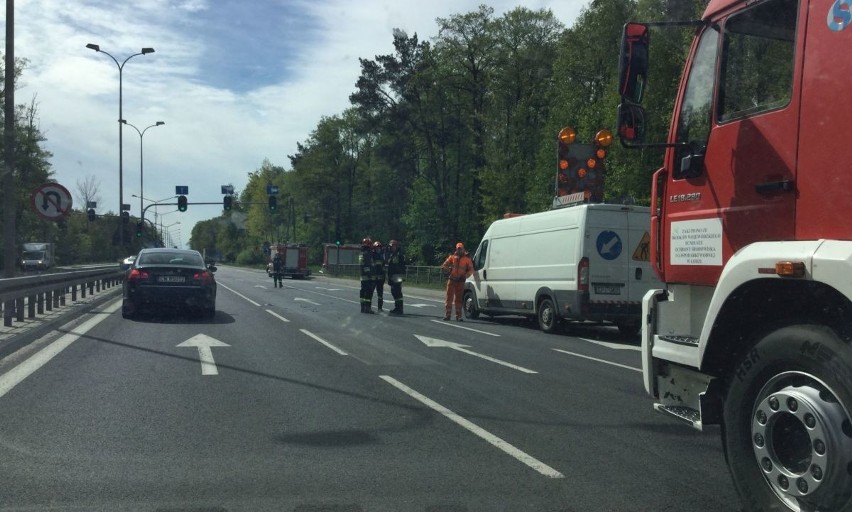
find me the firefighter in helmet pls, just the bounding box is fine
[358,237,375,313]
[371,241,387,311]
[271,251,284,288]
[386,239,407,315]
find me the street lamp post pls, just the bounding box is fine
[123,120,164,222]
[132,194,175,244]
[85,43,155,248]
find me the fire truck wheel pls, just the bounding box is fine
[722,324,852,512]
[463,290,479,320]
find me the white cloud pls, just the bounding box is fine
[7,0,587,248]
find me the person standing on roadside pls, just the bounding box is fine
[441,242,474,321]
[359,237,375,314]
[371,240,387,312]
[386,240,406,315]
[271,252,284,288]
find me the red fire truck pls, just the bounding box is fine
[266,243,310,279]
[617,1,852,510]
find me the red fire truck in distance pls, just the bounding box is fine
[617,1,852,510]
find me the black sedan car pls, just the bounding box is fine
[121,248,217,319]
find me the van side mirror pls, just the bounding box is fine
[618,22,650,105]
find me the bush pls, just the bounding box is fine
[236,248,264,265]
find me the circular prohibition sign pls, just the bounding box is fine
[30,182,73,221]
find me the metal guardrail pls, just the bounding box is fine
[0,266,125,327]
[321,264,446,286]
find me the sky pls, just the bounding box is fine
[6,0,588,249]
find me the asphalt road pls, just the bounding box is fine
[0,265,742,511]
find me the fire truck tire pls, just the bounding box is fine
[537,297,560,334]
[722,324,852,512]
[463,291,479,320]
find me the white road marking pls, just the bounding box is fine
[177,334,230,376]
[300,329,348,356]
[265,309,290,322]
[415,335,536,374]
[429,319,500,337]
[407,303,436,308]
[0,300,121,399]
[578,338,641,352]
[380,375,564,479]
[218,282,261,306]
[552,349,641,373]
[315,287,341,291]
[295,297,320,306]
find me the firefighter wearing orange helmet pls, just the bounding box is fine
[440,242,474,321]
[358,237,375,313]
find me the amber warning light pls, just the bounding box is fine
[554,127,611,207]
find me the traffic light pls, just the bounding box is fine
[121,211,130,224]
[135,221,144,238]
[268,195,277,211]
[178,195,188,212]
[87,208,96,221]
[223,195,233,211]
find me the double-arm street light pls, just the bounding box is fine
[85,43,155,248]
[123,120,164,222]
[131,193,175,230]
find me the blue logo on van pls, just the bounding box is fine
[596,231,622,260]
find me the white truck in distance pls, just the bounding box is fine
[20,243,54,271]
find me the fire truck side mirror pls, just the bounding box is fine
[617,103,646,144]
[618,22,650,105]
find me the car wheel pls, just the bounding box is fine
[121,299,136,319]
[204,303,216,318]
[463,291,480,320]
[723,324,852,512]
[537,297,559,333]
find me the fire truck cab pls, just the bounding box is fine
[617,1,852,510]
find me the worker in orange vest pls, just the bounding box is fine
[441,242,474,321]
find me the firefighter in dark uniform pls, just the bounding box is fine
[371,241,386,311]
[359,237,375,313]
[272,252,284,288]
[386,240,406,315]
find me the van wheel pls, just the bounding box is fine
[463,291,479,319]
[537,298,559,333]
[616,321,639,339]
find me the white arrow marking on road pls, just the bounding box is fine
[406,303,435,308]
[177,334,230,376]
[295,297,320,306]
[552,348,641,373]
[315,287,341,291]
[578,337,641,352]
[254,285,267,289]
[415,335,537,374]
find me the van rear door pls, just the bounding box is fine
[626,208,656,304]
[584,206,631,319]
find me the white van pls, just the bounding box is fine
[463,203,660,336]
